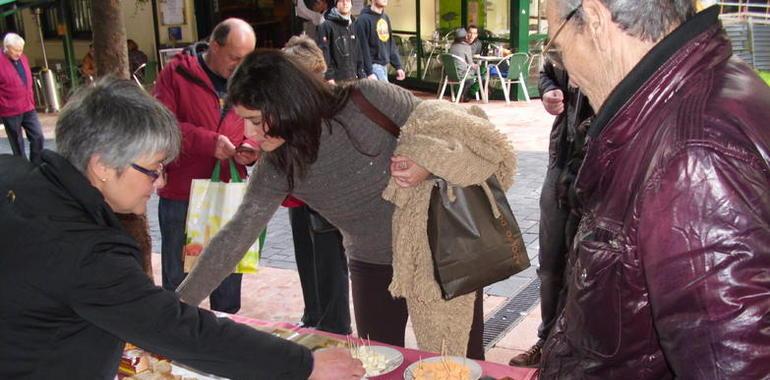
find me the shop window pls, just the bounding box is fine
[41,0,93,40]
[0,11,24,38]
[471,0,509,39]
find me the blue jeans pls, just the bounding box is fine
[1,111,44,165]
[158,198,243,313]
[371,63,389,82]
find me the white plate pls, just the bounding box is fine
[403,356,482,380]
[171,362,229,379]
[352,345,404,378]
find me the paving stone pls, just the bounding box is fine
[485,275,532,297]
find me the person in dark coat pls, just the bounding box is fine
[354,0,405,82]
[317,0,364,83]
[127,39,149,82]
[0,77,364,380]
[508,58,593,368]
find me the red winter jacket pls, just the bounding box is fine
[0,53,35,117]
[153,51,249,201]
[540,8,770,379]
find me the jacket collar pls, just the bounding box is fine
[38,150,121,228]
[589,6,721,138]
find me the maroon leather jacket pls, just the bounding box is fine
[540,8,770,379]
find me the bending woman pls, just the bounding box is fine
[177,50,490,358]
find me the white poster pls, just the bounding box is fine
[161,0,185,26]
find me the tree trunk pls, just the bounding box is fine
[91,0,129,79]
[91,1,153,279]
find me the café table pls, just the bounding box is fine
[231,315,537,380]
[473,55,505,104]
[120,313,539,380]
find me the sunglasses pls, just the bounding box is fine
[131,162,166,183]
[541,3,582,70]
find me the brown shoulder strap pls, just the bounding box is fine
[350,87,400,137]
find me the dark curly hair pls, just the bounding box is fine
[227,49,350,189]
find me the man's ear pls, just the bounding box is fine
[582,0,613,54]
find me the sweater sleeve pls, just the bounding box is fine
[177,161,288,305]
[387,16,402,70]
[71,237,312,379]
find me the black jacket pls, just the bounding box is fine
[0,151,313,380]
[354,6,402,76]
[318,8,364,81]
[539,60,593,178]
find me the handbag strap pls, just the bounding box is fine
[350,87,400,137]
[211,159,242,183]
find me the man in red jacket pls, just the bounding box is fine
[0,33,44,165]
[153,18,257,313]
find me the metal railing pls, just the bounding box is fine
[716,1,770,70]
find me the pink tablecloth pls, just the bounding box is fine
[228,315,538,380]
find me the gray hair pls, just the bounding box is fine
[55,77,181,174]
[3,33,25,50]
[556,0,695,42]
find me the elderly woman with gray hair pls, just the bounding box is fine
[539,0,770,378]
[0,78,363,380]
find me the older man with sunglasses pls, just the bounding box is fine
[538,1,770,378]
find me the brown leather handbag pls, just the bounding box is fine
[428,176,529,299]
[350,88,529,300]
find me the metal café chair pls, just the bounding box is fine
[132,61,158,91]
[438,53,476,103]
[487,52,531,104]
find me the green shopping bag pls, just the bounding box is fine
[184,159,265,274]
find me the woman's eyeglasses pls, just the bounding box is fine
[541,3,582,69]
[131,163,165,182]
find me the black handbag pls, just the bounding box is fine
[428,176,529,300]
[350,88,529,300]
[307,207,338,234]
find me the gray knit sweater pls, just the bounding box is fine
[177,80,419,305]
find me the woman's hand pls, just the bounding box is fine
[308,347,365,380]
[390,155,430,187]
[234,143,260,165]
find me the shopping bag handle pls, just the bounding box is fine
[211,159,243,183]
